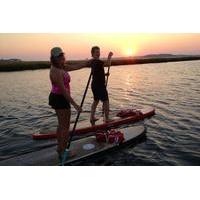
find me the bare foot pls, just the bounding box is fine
[90,117,99,126]
[104,118,113,123]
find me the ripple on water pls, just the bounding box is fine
[0,61,200,165]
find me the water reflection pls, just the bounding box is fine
[0,60,200,165]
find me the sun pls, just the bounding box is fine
[125,48,135,57]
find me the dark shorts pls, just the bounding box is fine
[91,85,109,102]
[49,92,71,110]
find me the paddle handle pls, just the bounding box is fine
[67,72,92,149]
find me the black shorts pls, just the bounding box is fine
[49,92,71,110]
[91,85,109,102]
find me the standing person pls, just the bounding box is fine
[88,46,113,125]
[49,47,85,161]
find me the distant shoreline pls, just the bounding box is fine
[1,55,200,72]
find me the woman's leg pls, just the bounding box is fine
[55,109,71,155]
[103,100,110,122]
[90,100,99,125]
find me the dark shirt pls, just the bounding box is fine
[89,59,105,88]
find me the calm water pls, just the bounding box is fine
[0,60,200,165]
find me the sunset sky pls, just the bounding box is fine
[0,33,200,61]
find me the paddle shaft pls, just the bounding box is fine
[105,55,112,87]
[102,59,112,115]
[67,72,92,149]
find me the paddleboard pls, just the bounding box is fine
[0,126,146,166]
[32,106,154,140]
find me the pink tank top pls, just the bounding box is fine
[51,71,71,95]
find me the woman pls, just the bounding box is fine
[49,47,85,162]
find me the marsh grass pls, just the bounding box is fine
[1,55,200,72]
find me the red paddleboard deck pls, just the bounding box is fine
[32,106,155,140]
[0,126,146,166]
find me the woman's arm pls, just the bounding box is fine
[64,60,89,71]
[53,70,82,112]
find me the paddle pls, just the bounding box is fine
[102,52,113,116]
[67,71,92,149]
[105,52,113,87]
